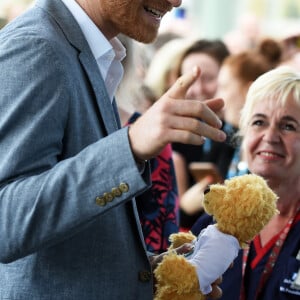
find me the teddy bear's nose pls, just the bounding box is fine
[204,186,210,194]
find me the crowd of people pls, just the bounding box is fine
[0,0,300,299]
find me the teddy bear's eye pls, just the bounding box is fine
[204,186,210,194]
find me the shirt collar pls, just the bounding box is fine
[61,0,125,62]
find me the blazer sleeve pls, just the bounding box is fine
[0,29,150,263]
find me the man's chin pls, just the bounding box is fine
[137,35,157,44]
[126,29,158,44]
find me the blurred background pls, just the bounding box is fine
[162,0,300,39]
[1,0,299,39]
[0,0,299,57]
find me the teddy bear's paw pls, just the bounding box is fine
[155,287,205,300]
[168,231,196,249]
[154,252,201,293]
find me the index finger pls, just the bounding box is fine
[166,66,200,99]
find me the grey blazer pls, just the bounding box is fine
[0,0,153,299]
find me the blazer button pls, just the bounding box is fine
[103,192,114,202]
[111,187,122,197]
[119,182,129,193]
[95,196,106,206]
[138,270,152,282]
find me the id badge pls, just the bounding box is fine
[292,250,300,290]
[279,249,300,295]
[291,269,300,290]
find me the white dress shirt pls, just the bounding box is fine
[61,0,126,101]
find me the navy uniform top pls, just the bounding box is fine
[191,211,300,300]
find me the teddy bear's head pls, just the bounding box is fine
[203,174,278,247]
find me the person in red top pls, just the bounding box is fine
[127,112,179,254]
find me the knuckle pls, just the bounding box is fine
[158,97,171,113]
[176,77,185,88]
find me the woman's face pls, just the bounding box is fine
[181,53,220,101]
[243,94,300,182]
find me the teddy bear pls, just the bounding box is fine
[154,174,278,300]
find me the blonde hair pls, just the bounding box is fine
[239,66,300,136]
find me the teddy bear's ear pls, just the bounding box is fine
[263,185,279,206]
[203,184,226,216]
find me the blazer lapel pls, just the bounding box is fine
[78,52,119,134]
[36,0,120,134]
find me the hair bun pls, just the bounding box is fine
[258,38,282,64]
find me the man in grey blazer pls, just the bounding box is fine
[0,0,226,299]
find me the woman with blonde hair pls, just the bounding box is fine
[193,66,300,300]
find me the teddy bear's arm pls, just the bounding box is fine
[188,225,240,294]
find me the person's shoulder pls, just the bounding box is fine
[0,5,64,46]
[0,9,76,70]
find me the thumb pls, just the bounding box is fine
[166,66,200,99]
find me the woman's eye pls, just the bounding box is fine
[281,123,296,131]
[251,119,264,126]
